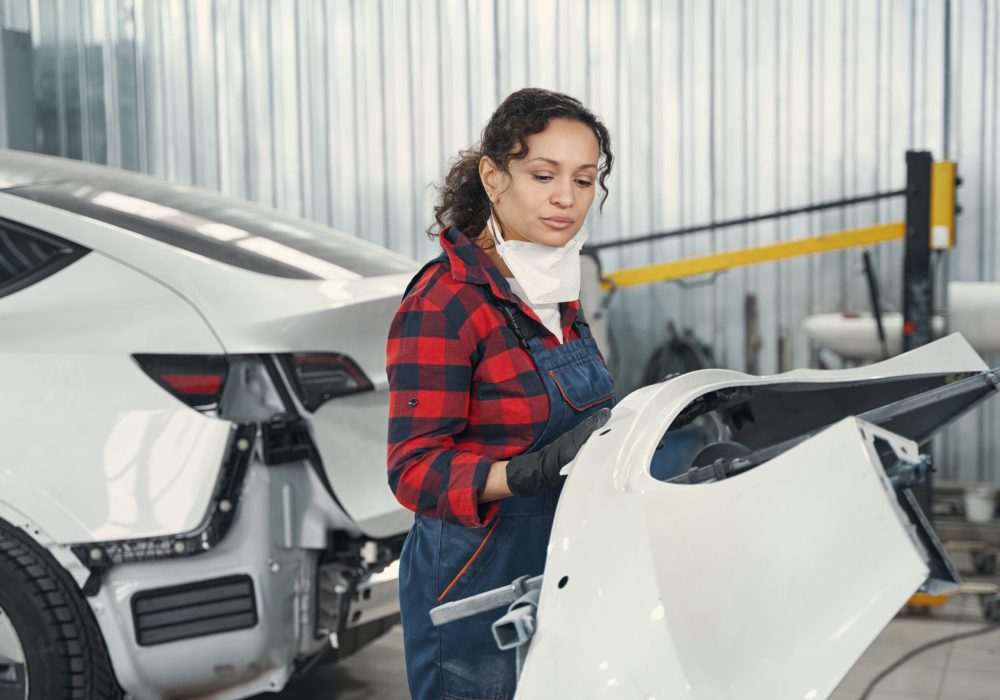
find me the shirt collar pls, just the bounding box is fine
[440,226,520,305]
[439,226,582,332]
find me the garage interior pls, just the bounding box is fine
[2,1,999,699]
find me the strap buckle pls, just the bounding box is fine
[500,305,538,348]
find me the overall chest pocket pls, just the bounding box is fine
[549,359,615,412]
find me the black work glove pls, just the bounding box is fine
[505,408,612,497]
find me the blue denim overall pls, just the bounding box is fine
[398,257,616,700]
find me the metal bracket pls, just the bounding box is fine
[492,587,541,679]
[595,276,617,319]
[68,422,257,595]
[985,369,1000,389]
[492,588,540,651]
[856,418,921,464]
[430,574,542,627]
[429,574,547,679]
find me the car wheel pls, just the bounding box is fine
[0,520,119,699]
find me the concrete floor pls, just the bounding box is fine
[257,501,1000,700]
[268,584,1000,700]
[267,592,999,700]
[830,592,1000,700]
[258,514,1000,699]
[260,627,409,700]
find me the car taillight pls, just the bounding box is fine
[134,354,230,413]
[280,353,373,412]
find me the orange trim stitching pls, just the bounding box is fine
[437,517,501,602]
[549,369,613,412]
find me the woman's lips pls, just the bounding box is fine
[541,217,574,230]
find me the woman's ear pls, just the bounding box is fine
[479,156,501,203]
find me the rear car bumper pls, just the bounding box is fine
[83,454,400,700]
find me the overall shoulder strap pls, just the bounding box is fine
[571,305,593,338]
[497,304,541,347]
[463,280,541,348]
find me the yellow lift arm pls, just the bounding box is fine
[600,160,956,289]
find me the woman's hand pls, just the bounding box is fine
[481,408,611,501]
[480,460,514,502]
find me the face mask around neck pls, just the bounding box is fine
[486,213,588,305]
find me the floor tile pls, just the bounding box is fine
[946,629,1000,672]
[834,661,944,694]
[862,691,938,700]
[878,618,959,637]
[831,688,942,700]
[852,639,952,670]
[260,627,410,699]
[939,667,1000,700]
[831,688,940,700]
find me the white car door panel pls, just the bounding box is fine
[309,390,414,538]
[0,353,234,543]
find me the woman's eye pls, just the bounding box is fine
[533,174,553,182]
[576,179,594,187]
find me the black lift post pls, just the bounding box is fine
[902,150,959,518]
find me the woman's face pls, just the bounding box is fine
[480,118,600,247]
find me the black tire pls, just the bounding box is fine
[0,519,119,699]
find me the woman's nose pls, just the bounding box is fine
[550,179,574,208]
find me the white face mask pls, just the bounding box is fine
[487,213,588,305]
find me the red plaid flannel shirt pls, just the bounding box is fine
[386,227,584,528]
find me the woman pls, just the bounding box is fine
[386,88,616,700]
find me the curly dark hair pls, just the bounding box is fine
[429,88,613,238]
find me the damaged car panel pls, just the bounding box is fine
[521,417,929,699]
[433,334,998,700]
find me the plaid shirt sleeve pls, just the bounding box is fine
[386,284,500,528]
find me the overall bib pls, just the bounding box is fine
[398,256,616,700]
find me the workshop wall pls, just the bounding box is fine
[1,0,997,482]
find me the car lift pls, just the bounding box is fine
[586,150,956,314]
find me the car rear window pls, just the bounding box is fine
[0,218,88,299]
[8,180,417,280]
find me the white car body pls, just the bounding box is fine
[0,149,419,698]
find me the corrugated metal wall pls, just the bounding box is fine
[1,0,998,481]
